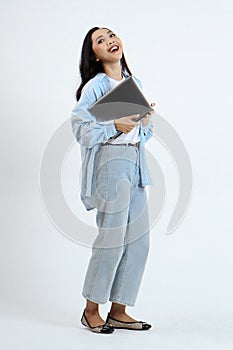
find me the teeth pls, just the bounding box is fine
[110,45,118,52]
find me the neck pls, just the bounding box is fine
[103,61,122,80]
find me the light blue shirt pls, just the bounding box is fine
[71,72,154,210]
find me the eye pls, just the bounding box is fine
[97,33,116,44]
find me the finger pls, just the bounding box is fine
[127,127,134,132]
[128,114,140,119]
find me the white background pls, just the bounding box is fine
[0,0,233,349]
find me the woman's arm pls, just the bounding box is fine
[136,79,155,142]
[71,83,118,148]
[140,117,154,143]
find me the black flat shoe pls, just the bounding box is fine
[81,310,114,334]
[106,313,152,331]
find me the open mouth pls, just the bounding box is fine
[109,45,120,53]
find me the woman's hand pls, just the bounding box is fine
[114,114,139,134]
[141,102,156,126]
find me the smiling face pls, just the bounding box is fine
[91,28,123,64]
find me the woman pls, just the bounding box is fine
[71,26,155,334]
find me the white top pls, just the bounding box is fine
[106,76,140,144]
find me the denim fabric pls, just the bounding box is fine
[82,144,150,306]
[71,72,154,211]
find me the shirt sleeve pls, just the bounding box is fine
[71,82,118,148]
[140,117,154,142]
[135,77,154,142]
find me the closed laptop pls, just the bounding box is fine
[87,75,153,123]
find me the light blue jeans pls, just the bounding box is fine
[82,143,150,306]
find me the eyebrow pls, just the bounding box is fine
[95,30,112,42]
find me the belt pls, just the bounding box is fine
[101,141,140,147]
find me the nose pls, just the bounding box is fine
[108,38,115,46]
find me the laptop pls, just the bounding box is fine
[87,75,154,140]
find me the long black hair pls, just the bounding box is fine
[75,26,132,101]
